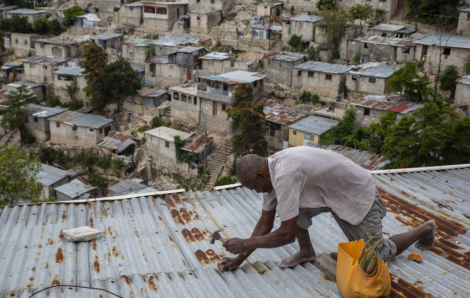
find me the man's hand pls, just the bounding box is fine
[222,238,248,254]
[218,257,243,272]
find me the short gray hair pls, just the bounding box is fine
[237,154,265,181]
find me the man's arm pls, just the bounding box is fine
[218,208,276,271]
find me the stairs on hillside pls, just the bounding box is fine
[203,139,233,191]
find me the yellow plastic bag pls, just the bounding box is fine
[336,240,391,298]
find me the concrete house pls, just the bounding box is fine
[347,35,418,64]
[188,0,233,14]
[0,6,19,19]
[288,116,337,147]
[21,104,68,142]
[131,64,146,85]
[36,164,72,199]
[458,8,470,36]
[121,38,151,64]
[370,24,406,38]
[116,2,144,28]
[252,24,281,40]
[6,81,44,101]
[34,37,86,59]
[415,33,470,75]
[257,2,283,17]
[145,55,182,87]
[20,56,68,87]
[97,131,136,157]
[199,52,237,76]
[261,98,309,149]
[292,61,353,98]
[455,75,470,116]
[190,9,221,34]
[53,67,87,102]
[9,33,41,56]
[90,32,123,51]
[142,1,188,32]
[74,14,101,29]
[353,94,423,128]
[6,9,46,24]
[151,34,211,56]
[133,88,168,107]
[196,70,267,134]
[282,15,323,43]
[262,52,306,86]
[175,46,205,81]
[347,63,399,95]
[49,111,114,147]
[170,84,200,127]
[54,179,100,201]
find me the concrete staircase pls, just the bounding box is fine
[0,129,15,146]
[203,139,233,190]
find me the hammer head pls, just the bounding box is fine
[210,228,224,244]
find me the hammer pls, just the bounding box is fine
[210,229,227,244]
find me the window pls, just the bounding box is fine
[34,117,38,123]
[325,74,332,80]
[130,7,133,11]
[467,13,470,21]
[402,47,410,54]
[15,39,18,43]
[90,129,94,132]
[381,32,387,37]
[156,7,167,14]
[72,125,77,131]
[308,71,314,77]
[364,43,369,48]
[211,0,214,3]
[197,0,200,2]
[213,101,217,116]
[352,75,358,81]
[173,93,179,100]
[181,94,187,102]
[193,97,197,105]
[165,141,170,148]
[43,66,47,70]
[25,116,28,123]
[40,43,45,49]
[253,81,258,87]
[379,0,386,2]
[298,70,302,76]
[144,5,156,13]
[293,130,297,135]
[222,104,226,111]
[443,47,451,55]
[369,78,376,83]
[364,108,370,116]
[99,128,103,134]
[56,122,60,127]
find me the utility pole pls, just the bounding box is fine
[203,126,207,176]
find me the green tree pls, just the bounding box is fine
[308,47,321,61]
[439,65,459,99]
[320,108,357,146]
[101,59,142,109]
[387,60,433,102]
[464,55,470,74]
[62,5,86,27]
[288,34,304,51]
[9,15,32,33]
[49,19,64,36]
[0,146,42,205]
[348,4,374,28]
[367,111,396,154]
[316,0,335,11]
[226,84,268,158]
[0,85,39,131]
[0,32,5,51]
[83,41,108,109]
[316,9,350,52]
[33,19,49,35]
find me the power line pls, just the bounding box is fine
[28,284,123,298]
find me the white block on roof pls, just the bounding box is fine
[62,226,102,242]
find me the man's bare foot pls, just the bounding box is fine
[415,220,436,250]
[280,251,317,269]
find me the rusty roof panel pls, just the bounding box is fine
[354,95,424,115]
[1,166,470,297]
[181,134,214,153]
[261,98,309,125]
[48,110,85,123]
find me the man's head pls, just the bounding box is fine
[236,154,273,193]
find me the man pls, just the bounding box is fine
[219,147,436,271]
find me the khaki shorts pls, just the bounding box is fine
[297,189,397,261]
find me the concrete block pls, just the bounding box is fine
[63,226,102,242]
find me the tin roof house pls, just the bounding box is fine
[6,8,46,23]
[36,164,73,200]
[288,116,337,147]
[347,63,399,95]
[21,104,68,142]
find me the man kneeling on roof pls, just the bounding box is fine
[219,146,436,271]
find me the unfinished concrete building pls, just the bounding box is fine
[346,63,399,95]
[188,0,233,14]
[115,2,144,28]
[20,57,68,87]
[176,46,205,81]
[170,85,200,127]
[142,1,188,32]
[151,34,212,56]
[122,38,151,64]
[252,24,282,40]
[145,55,182,87]
[199,52,237,77]
[133,88,168,107]
[34,37,86,59]
[6,81,44,101]
[458,8,470,36]
[370,24,407,38]
[21,104,68,142]
[90,32,123,51]
[53,67,87,102]
[282,15,322,43]
[416,33,470,75]
[6,9,46,24]
[262,52,306,86]
[257,2,283,17]
[292,61,353,98]
[9,33,41,56]
[190,9,221,34]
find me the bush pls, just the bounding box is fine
[214,176,238,187]
[137,125,150,133]
[439,65,459,99]
[45,92,61,107]
[353,55,361,65]
[9,15,32,33]
[61,100,83,111]
[290,6,295,14]
[112,158,124,173]
[289,34,304,51]
[63,5,86,27]
[151,116,164,128]
[76,150,98,170]
[88,170,109,187]
[33,19,49,35]
[49,19,63,36]
[96,157,111,170]
[300,91,320,103]
[23,131,35,144]
[0,19,11,31]
[312,94,320,103]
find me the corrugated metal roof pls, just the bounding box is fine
[6,8,45,15]
[371,24,406,32]
[145,127,191,142]
[1,165,470,297]
[202,70,267,84]
[200,52,237,60]
[107,179,157,196]
[416,33,470,49]
[306,144,389,170]
[54,181,97,200]
[19,56,68,65]
[123,38,150,45]
[7,81,42,88]
[48,110,85,123]
[0,5,18,11]
[297,61,353,74]
[125,2,143,7]
[354,95,424,115]
[271,25,282,32]
[151,34,210,47]
[289,15,322,23]
[54,67,85,76]
[21,104,68,118]
[76,13,101,22]
[36,164,70,186]
[145,55,170,64]
[69,114,113,129]
[131,64,145,73]
[261,98,309,125]
[191,8,218,14]
[178,46,205,53]
[181,134,213,153]
[91,32,122,40]
[351,35,418,47]
[460,7,470,12]
[252,23,270,30]
[348,63,399,79]
[457,75,470,85]
[137,87,167,97]
[264,51,306,62]
[97,131,135,151]
[289,116,337,135]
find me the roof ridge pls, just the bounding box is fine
[371,163,470,174]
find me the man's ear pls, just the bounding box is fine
[257,171,267,178]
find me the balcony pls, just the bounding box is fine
[197,83,234,104]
